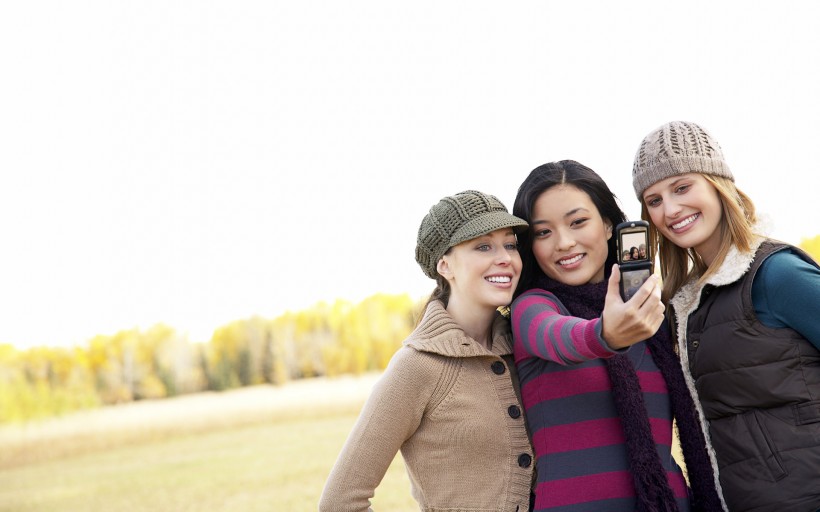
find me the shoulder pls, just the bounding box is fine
[388,344,466,388]
[388,345,449,376]
[761,246,818,268]
[512,288,566,312]
[756,247,820,287]
[756,240,817,268]
[363,347,452,410]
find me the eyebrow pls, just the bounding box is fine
[531,207,590,225]
[648,177,690,195]
[564,207,589,218]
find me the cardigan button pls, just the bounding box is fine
[508,405,521,419]
[692,340,700,348]
[517,453,532,468]
[491,361,506,375]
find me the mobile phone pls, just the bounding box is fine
[615,220,653,302]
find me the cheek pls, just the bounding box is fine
[532,244,556,277]
[532,240,552,265]
[706,189,723,217]
[648,208,665,229]
[511,251,523,271]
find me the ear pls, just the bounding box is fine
[436,257,454,280]
[605,220,613,241]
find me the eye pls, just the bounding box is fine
[504,242,518,251]
[534,228,551,238]
[674,184,690,194]
[645,196,661,208]
[476,244,491,252]
[570,217,589,228]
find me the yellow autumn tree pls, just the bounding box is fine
[0,292,424,423]
[799,235,820,262]
[0,344,99,422]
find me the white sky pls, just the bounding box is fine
[2,1,818,349]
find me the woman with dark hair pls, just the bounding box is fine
[511,160,723,511]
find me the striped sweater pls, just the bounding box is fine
[511,287,689,512]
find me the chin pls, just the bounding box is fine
[568,273,599,286]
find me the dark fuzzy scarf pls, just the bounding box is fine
[535,275,724,512]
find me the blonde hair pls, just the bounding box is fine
[641,175,758,304]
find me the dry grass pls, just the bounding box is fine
[0,373,687,511]
[0,373,376,468]
[0,373,417,512]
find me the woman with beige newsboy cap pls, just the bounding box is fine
[320,190,534,512]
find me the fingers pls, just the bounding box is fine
[640,278,665,331]
[629,274,661,307]
[602,265,667,349]
[627,274,664,334]
[607,264,622,303]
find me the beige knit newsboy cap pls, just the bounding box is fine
[415,190,528,280]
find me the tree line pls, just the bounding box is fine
[0,293,422,423]
[2,236,818,424]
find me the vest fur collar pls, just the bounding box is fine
[667,235,764,512]
[669,236,765,321]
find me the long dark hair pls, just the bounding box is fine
[512,160,626,298]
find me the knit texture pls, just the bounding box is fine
[633,121,734,199]
[512,276,724,512]
[416,190,528,279]
[319,300,533,512]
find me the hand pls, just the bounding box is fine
[601,264,665,350]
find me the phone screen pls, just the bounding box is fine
[615,221,652,301]
[618,226,649,264]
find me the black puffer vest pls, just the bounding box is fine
[679,241,820,512]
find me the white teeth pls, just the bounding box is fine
[486,276,511,283]
[559,254,583,266]
[672,213,699,230]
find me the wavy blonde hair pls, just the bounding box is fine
[641,175,758,304]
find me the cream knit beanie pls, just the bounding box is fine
[633,121,734,200]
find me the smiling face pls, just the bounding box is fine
[530,184,613,286]
[438,228,522,311]
[642,173,724,265]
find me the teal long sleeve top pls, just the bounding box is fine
[752,249,820,351]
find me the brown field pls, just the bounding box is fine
[0,372,685,511]
[0,373,417,512]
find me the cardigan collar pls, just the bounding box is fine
[404,300,514,358]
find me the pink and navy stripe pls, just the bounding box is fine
[512,288,690,512]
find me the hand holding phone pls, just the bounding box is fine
[615,220,653,302]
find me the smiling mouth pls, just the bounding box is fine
[558,254,584,266]
[486,276,511,283]
[671,213,700,230]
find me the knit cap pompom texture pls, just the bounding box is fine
[415,190,528,280]
[633,121,734,200]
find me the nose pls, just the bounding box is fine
[495,247,512,265]
[663,198,683,219]
[555,229,576,251]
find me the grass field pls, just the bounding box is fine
[0,373,417,512]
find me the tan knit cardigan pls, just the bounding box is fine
[319,300,534,512]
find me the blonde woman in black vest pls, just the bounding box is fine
[632,120,820,512]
